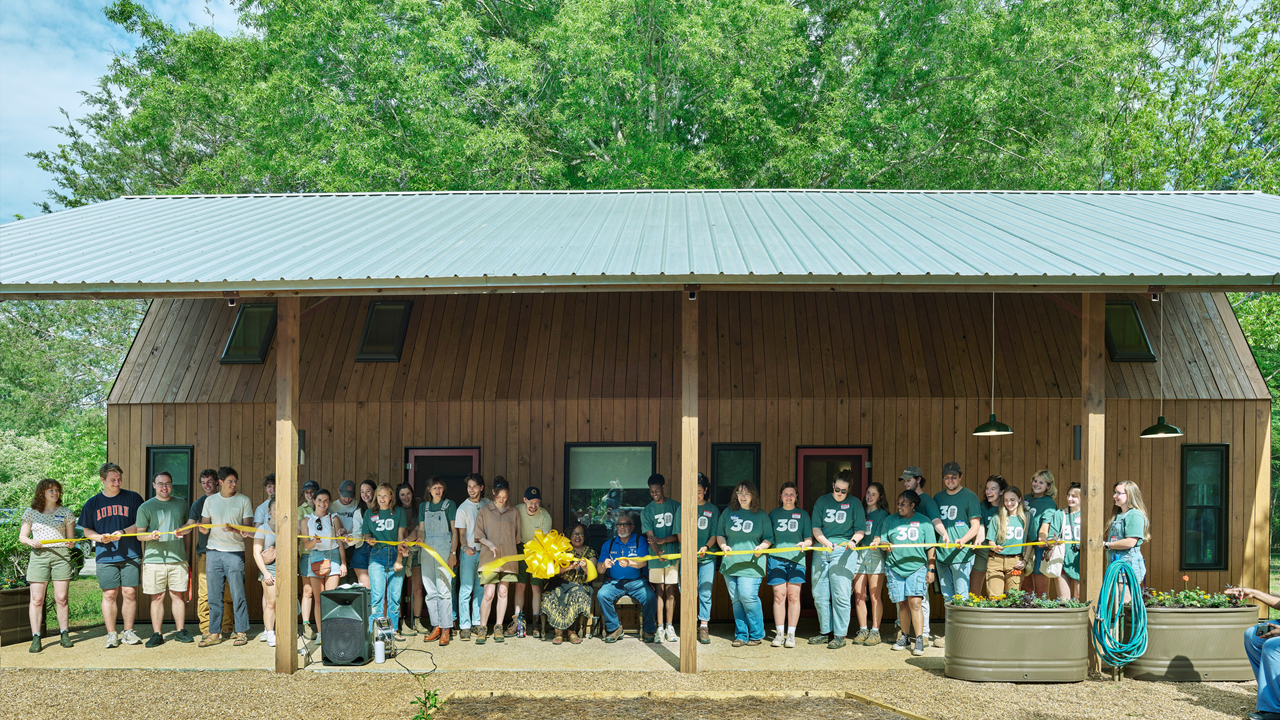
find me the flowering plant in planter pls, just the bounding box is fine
[950,589,1088,609]
[1144,576,1246,609]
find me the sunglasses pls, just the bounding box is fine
[833,487,849,494]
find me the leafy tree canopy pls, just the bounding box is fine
[28,0,1279,208]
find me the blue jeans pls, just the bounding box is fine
[368,549,404,633]
[937,557,974,603]
[597,579,657,634]
[697,560,716,621]
[206,550,249,634]
[724,574,764,642]
[457,549,484,630]
[812,544,856,637]
[1245,626,1280,713]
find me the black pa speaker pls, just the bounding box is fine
[320,586,373,666]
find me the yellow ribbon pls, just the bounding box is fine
[479,530,598,583]
[51,522,456,578]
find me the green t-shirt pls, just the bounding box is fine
[1107,508,1147,565]
[880,512,938,574]
[641,498,681,568]
[136,497,189,564]
[766,507,812,563]
[934,487,981,564]
[1061,510,1081,580]
[1026,495,1058,536]
[363,507,408,544]
[914,491,941,522]
[424,499,459,524]
[859,507,891,547]
[986,513,1028,555]
[715,508,774,577]
[811,493,866,545]
[683,502,721,564]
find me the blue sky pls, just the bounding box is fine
[0,1,237,222]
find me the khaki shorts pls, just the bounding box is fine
[483,571,519,585]
[27,549,74,583]
[143,562,189,594]
[649,562,679,585]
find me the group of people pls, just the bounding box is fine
[17,460,1152,658]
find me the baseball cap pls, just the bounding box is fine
[302,480,320,492]
[898,466,923,481]
[338,479,356,498]
[524,486,541,501]
[942,461,963,476]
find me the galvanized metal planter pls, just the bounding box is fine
[1125,606,1258,681]
[944,604,1090,682]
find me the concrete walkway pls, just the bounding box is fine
[2,622,942,674]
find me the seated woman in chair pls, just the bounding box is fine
[543,523,597,644]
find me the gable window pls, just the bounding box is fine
[356,301,413,362]
[220,303,276,364]
[1105,300,1156,362]
[1182,444,1228,570]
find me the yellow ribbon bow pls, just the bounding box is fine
[480,530,597,583]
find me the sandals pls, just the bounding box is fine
[568,631,582,645]
[553,632,564,645]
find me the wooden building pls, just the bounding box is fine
[4,189,1277,673]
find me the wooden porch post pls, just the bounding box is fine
[678,289,699,673]
[274,296,300,673]
[1080,293,1106,664]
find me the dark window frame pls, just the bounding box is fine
[145,445,194,504]
[710,442,762,508]
[1180,443,1229,571]
[562,441,657,543]
[1104,300,1157,362]
[355,300,413,362]
[219,303,277,364]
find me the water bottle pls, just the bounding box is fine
[374,639,386,664]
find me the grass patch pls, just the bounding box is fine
[67,577,103,629]
[1271,553,1280,619]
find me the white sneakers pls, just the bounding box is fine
[665,626,679,643]
[104,633,120,649]
[120,629,142,645]
[771,631,786,647]
[265,630,277,647]
[784,635,796,649]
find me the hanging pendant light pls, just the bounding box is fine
[1141,295,1183,439]
[975,292,1013,436]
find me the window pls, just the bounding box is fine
[1182,444,1228,570]
[356,301,413,362]
[146,446,193,503]
[220,304,276,364]
[564,442,656,552]
[1105,300,1156,362]
[710,443,761,508]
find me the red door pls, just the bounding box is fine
[405,447,481,507]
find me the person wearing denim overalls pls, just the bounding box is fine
[418,477,459,645]
[362,484,408,639]
[1104,480,1149,604]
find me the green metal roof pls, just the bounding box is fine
[2,190,1277,297]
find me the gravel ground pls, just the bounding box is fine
[0,668,1258,720]
[440,696,907,720]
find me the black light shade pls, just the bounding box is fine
[973,413,1014,436]
[1140,416,1183,439]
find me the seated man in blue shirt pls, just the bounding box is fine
[596,512,658,643]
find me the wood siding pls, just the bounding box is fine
[108,291,1271,620]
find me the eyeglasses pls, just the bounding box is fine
[617,522,634,527]
[833,487,849,494]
